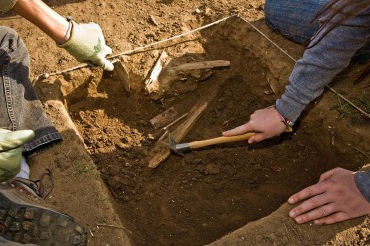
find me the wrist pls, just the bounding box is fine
[276,109,294,127]
[267,105,294,127]
[265,105,294,133]
[56,16,73,45]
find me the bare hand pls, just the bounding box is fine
[288,167,370,225]
[222,106,287,143]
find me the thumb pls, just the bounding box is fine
[0,130,35,150]
[98,45,114,71]
[102,44,113,56]
[248,133,268,144]
[318,168,335,182]
[102,58,114,71]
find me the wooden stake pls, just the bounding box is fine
[147,79,222,168]
[173,60,230,70]
[144,50,171,94]
[150,107,178,130]
[148,102,208,168]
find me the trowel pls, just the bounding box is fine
[113,59,130,95]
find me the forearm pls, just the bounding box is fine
[276,9,370,122]
[2,0,113,70]
[12,0,69,42]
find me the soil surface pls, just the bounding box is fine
[2,0,370,245]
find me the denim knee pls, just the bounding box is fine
[0,26,63,157]
[265,0,328,44]
[0,27,26,53]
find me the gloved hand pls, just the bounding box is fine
[58,20,114,71]
[0,129,35,182]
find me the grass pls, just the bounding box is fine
[330,94,370,122]
[72,161,97,176]
[358,95,370,110]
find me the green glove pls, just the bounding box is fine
[0,129,35,182]
[58,20,114,71]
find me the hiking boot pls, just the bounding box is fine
[8,169,54,200]
[0,172,88,245]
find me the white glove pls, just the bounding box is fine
[58,20,114,71]
[0,129,35,182]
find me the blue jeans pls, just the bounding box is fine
[0,26,62,157]
[265,0,328,43]
[265,0,370,62]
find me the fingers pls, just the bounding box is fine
[222,123,267,143]
[288,182,325,205]
[102,44,113,56]
[222,106,288,143]
[288,193,332,223]
[0,130,35,150]
[291,204,348,225]
[101,58,114,71]
[318,168,336,182]
[97,45,113,71]
[248,133,269,144]
[0,145,23,182]
[314,212,349,225]
[90,58,114,71]
[222,123,252,136]
[60,21,114,71]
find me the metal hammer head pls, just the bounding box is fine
[168,133,190,156]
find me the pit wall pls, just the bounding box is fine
[208,16,370,246]
[33,16,370,245]
[28,99,133,245]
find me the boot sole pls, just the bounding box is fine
[0,185,88,245]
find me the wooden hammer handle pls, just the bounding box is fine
[188,132,255,150]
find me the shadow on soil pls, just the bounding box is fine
[35,17,369,245]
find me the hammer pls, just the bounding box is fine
[169,126,293,155]
[169,132,255,155]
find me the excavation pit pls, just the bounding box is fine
[40,17,370,245]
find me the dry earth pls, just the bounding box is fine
[1,0,370,245]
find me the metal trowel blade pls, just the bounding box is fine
[114,60,130,95]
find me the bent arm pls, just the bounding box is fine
[2,0,69,42]
[1,0,114,70]
[276,9,370,122]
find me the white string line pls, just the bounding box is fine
[109,14,238,59]
[33,14,237,80]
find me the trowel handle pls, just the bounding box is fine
[188,132,255,150]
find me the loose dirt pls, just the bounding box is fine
[2,0,370,245]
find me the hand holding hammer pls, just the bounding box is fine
[169,126,292,156]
